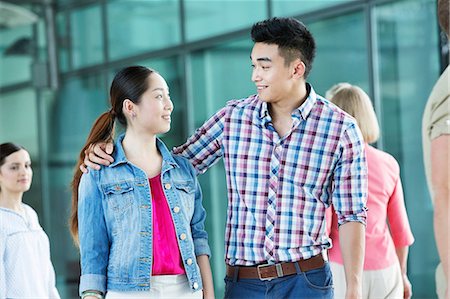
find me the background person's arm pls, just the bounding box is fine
[395,246,412,299]
[339,222,365,299]
[431,135,449,286]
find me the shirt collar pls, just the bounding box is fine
[257,83,317,122]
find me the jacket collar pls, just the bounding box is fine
[110,133,179,171]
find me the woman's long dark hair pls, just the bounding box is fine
[69,66,155,244]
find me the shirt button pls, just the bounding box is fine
[186,258,193,265]
[193,282,199,289]
[180,233,187,240]
[164,183,171,190]
[173,206,180,213]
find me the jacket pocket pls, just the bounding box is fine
[102,181,135,214]
[173,180,195,218]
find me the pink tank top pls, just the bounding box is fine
[149,174,186,275]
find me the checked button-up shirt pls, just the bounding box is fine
[173,84,368,266]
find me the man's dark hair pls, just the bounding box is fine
[251,17,316,78]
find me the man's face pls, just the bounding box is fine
[250,42,296,103]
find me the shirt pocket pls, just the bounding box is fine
[173,180,195,219]
[102,181,135,214]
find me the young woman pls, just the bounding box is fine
[0,142,60,298]
[70,66,214,299]
[326,83,415,299]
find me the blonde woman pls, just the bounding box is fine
[326,83,414,299]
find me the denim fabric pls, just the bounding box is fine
[78,134,211,295]
[224,263,333,299]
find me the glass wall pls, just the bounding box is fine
[0,0,443,298]
[374,0,440,295]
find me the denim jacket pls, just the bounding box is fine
[78,134,211,295]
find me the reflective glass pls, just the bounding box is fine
[184,0,266,41]
[0,25,33,86]
[273,0,357,16]
[51,72,108,160]
[0,88,38,153]
[56,12,70,72]
[308,11,369,96]
[70,5,104,68]
[107,0,181,60]
[374,0,439,297]
[189,38,254,296]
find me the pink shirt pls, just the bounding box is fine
[326,145,414,270]
[150,174,185,275]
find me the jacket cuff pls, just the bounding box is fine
[194,237,212,257]
[79,274,106,296]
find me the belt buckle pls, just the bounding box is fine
[257,263,284,281]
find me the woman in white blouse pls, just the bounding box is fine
[0,142,60,299]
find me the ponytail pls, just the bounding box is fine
[69,111,115,245]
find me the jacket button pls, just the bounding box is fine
[180,233,187,240]
[164,183,171,190]
[193,282,199,289]
[173,206,180,213]
[186,258,193,265]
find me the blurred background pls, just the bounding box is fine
[0,0,446,298]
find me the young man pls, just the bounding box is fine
[83,17,367,299]
[422,1,450,298]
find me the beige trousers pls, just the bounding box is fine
[105,275,203,299]
[330,262,403,299]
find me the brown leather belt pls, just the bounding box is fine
[226,254,325,281]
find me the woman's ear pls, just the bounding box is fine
[123,99,137,118]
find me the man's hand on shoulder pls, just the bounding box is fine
[80,142,115,173]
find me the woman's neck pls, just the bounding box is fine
[0,190,24,212]
[122,130,163,178]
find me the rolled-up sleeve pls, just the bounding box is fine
[78,169,109,295]
[332,122,368,226]
[188,162,211,257]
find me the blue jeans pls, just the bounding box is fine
[224,262,334,299]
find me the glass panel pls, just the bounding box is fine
[0,88,38,154]
[70,4,104,68]
[272,0,357,16]
[56,12,70,72]
[374,0,439,297]
[184,0,266,41]
[107,0,181,61]
[189,38,254,297]
[51,72,108,161]
[0,25,33,87]
[308,11,369,96]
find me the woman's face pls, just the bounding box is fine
[133,73,174,135]
[0,149,33,194]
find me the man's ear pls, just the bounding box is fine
[122,99,136,118]
[292,59,306,79]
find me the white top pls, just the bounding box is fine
[0,204,60,299]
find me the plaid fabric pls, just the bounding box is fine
[173,84,367,266]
